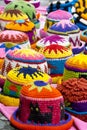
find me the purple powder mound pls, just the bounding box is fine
[0,78,5,88]
[48,20,79,33]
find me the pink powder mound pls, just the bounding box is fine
[0,6,4,14]
[0,48,6,58]
[47,10,73,20]
[0,30,28,43]
[8,49,45,61]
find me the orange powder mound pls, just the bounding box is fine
[21,84,62,98]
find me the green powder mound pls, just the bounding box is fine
[5,0,40,28]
